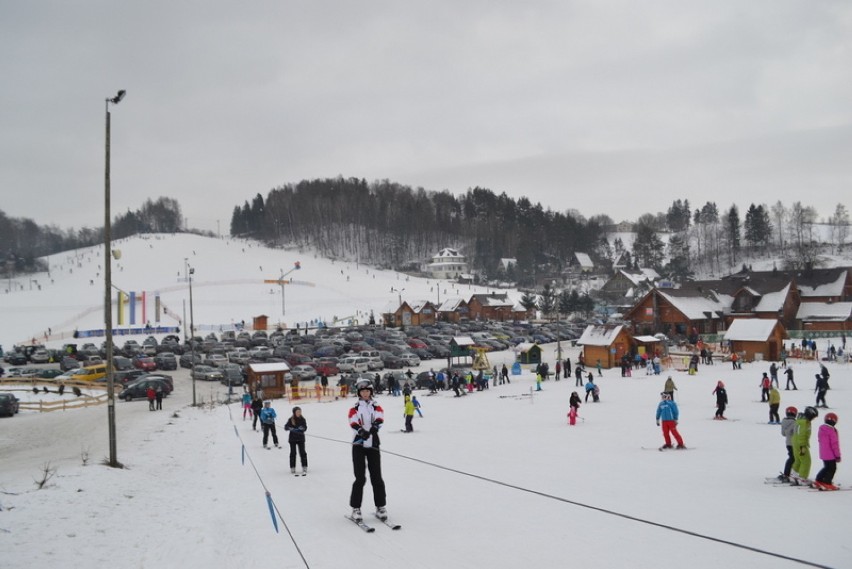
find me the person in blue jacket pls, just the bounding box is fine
[260,400,280,449]
[655,392,686,449]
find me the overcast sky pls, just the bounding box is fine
[1,1,851,233]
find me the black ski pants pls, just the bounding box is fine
[289,441,307,468]
[262,423,278,446]
[350,445,386,509]
[784,445,794,477]
[816,460,837,485]
[715,403,726,418]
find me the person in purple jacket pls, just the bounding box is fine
[814,412,841,490]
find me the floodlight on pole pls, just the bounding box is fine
[104,89,126,468]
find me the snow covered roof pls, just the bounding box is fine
[513,342,541,353]
[512,303,529,312]
[407,300,434,314]
[574,252,594,268]
[619,269,659,286]
[796,302,852,322]
[753,283,790,312]
[577,325,625,346]
[433,248,464,259]
[633,335,661,343]
[437,297,466,312]
[499,258,517,269]
[248,362,290,373]
[452,336,475,346]
[470,294,513,307]
[657,290,731,320]
[798,271,847,297]
[723,319,781,342]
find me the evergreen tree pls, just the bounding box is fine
[537,283,557,317]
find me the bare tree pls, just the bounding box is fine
[771,200,787,253]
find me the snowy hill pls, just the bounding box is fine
[0,233,510,350]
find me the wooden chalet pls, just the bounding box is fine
[467,293,514,322]
[514,342,543,364]
[577,325,633,369]
[796,302,852,332]
[724,318,787,362]
[436,297,469,323]
[388,300,437,327]
[624,288,728,339]
[599,268,659,301]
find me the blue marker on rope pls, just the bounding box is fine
[265,491,279,532]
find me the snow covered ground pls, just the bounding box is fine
[1,234,850,569]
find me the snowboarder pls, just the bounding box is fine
[791,406,819,484]
[814,412,841,490]
[284,406,308,475]
[260,400,279,449]
[348,379,388,522]
[656,392,686,449]
[768,385,781,424]
[759,373,771,402]
[568,391,581,426]
[712,380,728,420]
[778,406,798,483]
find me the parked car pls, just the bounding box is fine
[179,353,203,369]
[115,369,147,384]
[313,360,340,377]
[112,356,134,371]
[379,351,404,369]
[60,356,81,372]
[35,369,65,379]
[220,363,245,386]
[398,353,421,367]
[191,365,224,382]
[152,352,177,370]
[120,378,172,402]
[133,356,157,372]
[6,351,27,366]
[57,364,108,382]
[0,392,20,416]
[291,364,318,381]
[121,340,143,357]
[205,354,229,368]
[29,349,51,364]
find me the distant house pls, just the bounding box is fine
[425,248,468,280]
[467,293,514,322]
[570,252,595,274]
[577,325,633,369]
[499,258,517,271]
[724,318,786,362]
[625,288,729,338]
[247,362,291,400]
[600,268,659,300]
[390,301,437,327]
[796,302,852,332]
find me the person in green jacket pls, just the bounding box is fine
[403,395,415,433]
[768,386,781,424]
[791,406,819,483]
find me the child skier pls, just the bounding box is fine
[241,390,252,420]
[791,406,819,484]
[712,380,728,420]
[814,412,841,490]
[412,396,423,417]
[568,391,581,426]
[768,385,781,424]
[348,379,388,522]
[759,373,771,402]
[655,392,686,449]
[403,395,415,432]
[779,406,798,482]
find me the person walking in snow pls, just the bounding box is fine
[575,365,584,387]
[155,386,163,410]
[501,363,510,384]
[768,385,781,424]
[778,406,798,483]
[791,406,819,484]
[712,380,728,420]
[260,400,279,449]
[759,373,771,402]
[656,392,686,449]
[564,357,571,378]
[251,395,264,430]
[241,390,252,420]
[568,391,581,426]
[769,362,779,388]
[403,395,415,432]
[663,376,677,401]
[146,386,156,411]
[596,359,602,377]
[814,412,841,490]
[784,366,797,390]
[284,406,308,475]
[348,379,388,522]
[814,373,829,408]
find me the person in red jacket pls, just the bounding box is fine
[146,386,156,411]
[814,412,841,490]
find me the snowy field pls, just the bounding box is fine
[1,233,850,569]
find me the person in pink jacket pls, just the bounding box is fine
[814,412,841,490]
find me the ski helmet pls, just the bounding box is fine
[355,379,374,394]
[803,406,819,420]
[785,406,798,417]
[824,412,838,425]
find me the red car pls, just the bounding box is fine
[407,339,428,349]
[314,361,340,376]
[133,356,157,371]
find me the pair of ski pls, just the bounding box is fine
[641,446,694,451]
[345,513,402,532]
[765,475,847,491]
